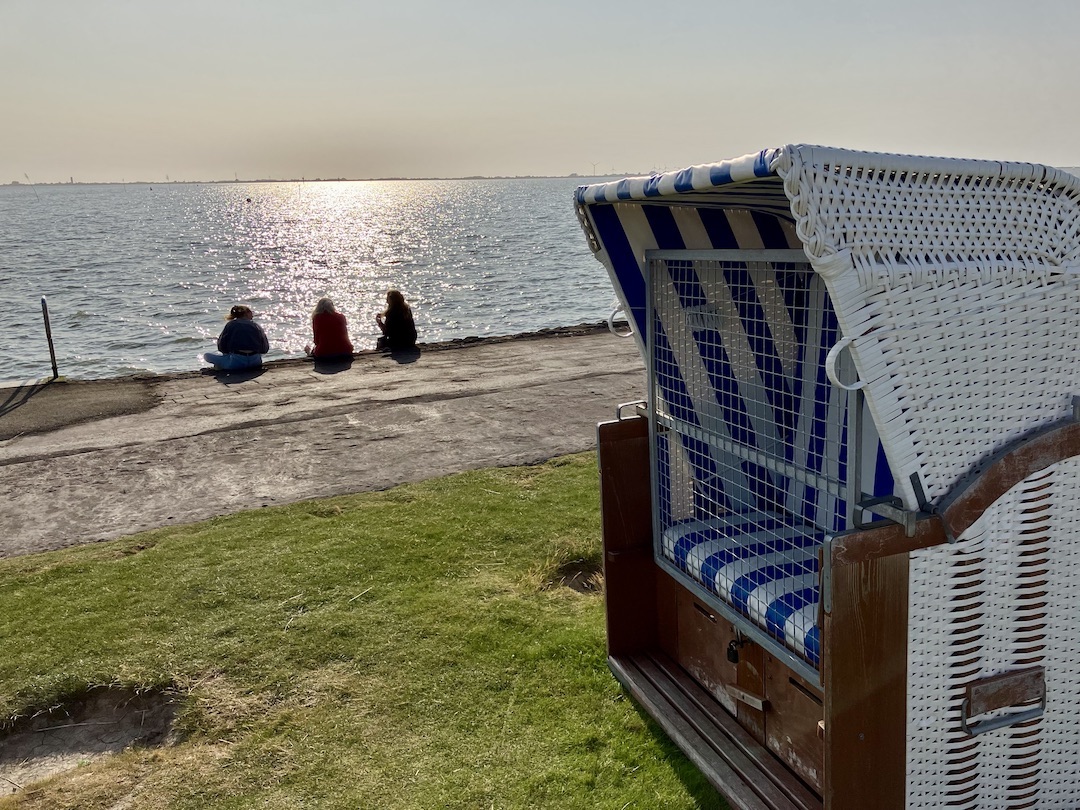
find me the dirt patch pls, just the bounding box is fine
[553,559,604,594]
[0,687,176,796]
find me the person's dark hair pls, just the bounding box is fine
[385,289,410,314]
[227,305,254,321]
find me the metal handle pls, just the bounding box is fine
[825,336,864,391]
[959,666,1046,736]
[959,694,1045,736]
[607,301,633,338]
[725,685,769,712]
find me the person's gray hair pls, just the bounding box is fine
[312,297,337,316]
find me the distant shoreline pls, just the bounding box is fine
[3,175,632,188]
[8,168,1078,189]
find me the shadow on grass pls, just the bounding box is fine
[0,685,177,795]
[631,701,730,809]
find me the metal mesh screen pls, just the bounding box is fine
[649,255,854,668]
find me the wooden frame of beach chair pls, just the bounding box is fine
[576,146,1080,809]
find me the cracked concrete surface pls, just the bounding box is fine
[0,326,645,558]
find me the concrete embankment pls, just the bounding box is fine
[0,326,646,558]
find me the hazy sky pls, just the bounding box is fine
[3,0,1078,183]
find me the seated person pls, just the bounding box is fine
[203,305,270,370]
[375,289,417,351]
[305,297,354,358]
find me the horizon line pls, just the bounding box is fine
[4,173,645,188]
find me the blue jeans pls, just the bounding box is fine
[203,352,263,370]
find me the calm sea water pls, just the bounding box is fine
[0,178,615,382]
[5,168,1078,383]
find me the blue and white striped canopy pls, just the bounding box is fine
[575,149,800,344]
[575,149,781,205]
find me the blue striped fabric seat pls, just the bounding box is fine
[662,515,822,666]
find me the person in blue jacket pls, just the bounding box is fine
[203,305,270,370]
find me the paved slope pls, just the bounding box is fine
[0,329,645,558]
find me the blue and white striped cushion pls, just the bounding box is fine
[662,516,822,666]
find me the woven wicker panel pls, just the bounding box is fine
[907,459,1080,808]
[776,146,1080,510]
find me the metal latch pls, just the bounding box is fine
[725,685,769,712]
[857,495,919,537]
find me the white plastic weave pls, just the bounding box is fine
[906,459,1080,808]
[774,146,1080,510]
[574,145,1080,802]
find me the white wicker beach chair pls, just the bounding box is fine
[578,145,1080,809]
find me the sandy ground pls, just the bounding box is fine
[0,326,645,558]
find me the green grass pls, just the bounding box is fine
[0,454,725,809]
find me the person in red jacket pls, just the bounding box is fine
[305,297,354,358]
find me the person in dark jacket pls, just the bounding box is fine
[375,289,417,351]
[203,305,270,370]
[305,297,354,358]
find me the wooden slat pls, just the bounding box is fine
[942,420,1080,540]
[763,655,824,794]
[609,656,774,810]
[598,417,656,657]
[633,654,822,810]
[655,656,821,810]
[830,516,947,566]
[736,636,768,745]
[674,586,740,716]
[656,568,679,660]
[832,421,1080,567]
[822,553,908,810]
[597,417,652,553]
[966,667,1045,717]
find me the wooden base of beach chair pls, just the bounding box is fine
[599,414,1079,810]
[600,415,824,809]
[609,650,821,810]
[583,145,1080,809]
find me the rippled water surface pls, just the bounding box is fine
[0,178,614,381]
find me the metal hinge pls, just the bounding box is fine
[857,495,919,537]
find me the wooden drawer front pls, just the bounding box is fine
[764,654,824,794]
[675,587,739,717]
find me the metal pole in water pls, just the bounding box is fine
[41,296,59,379]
